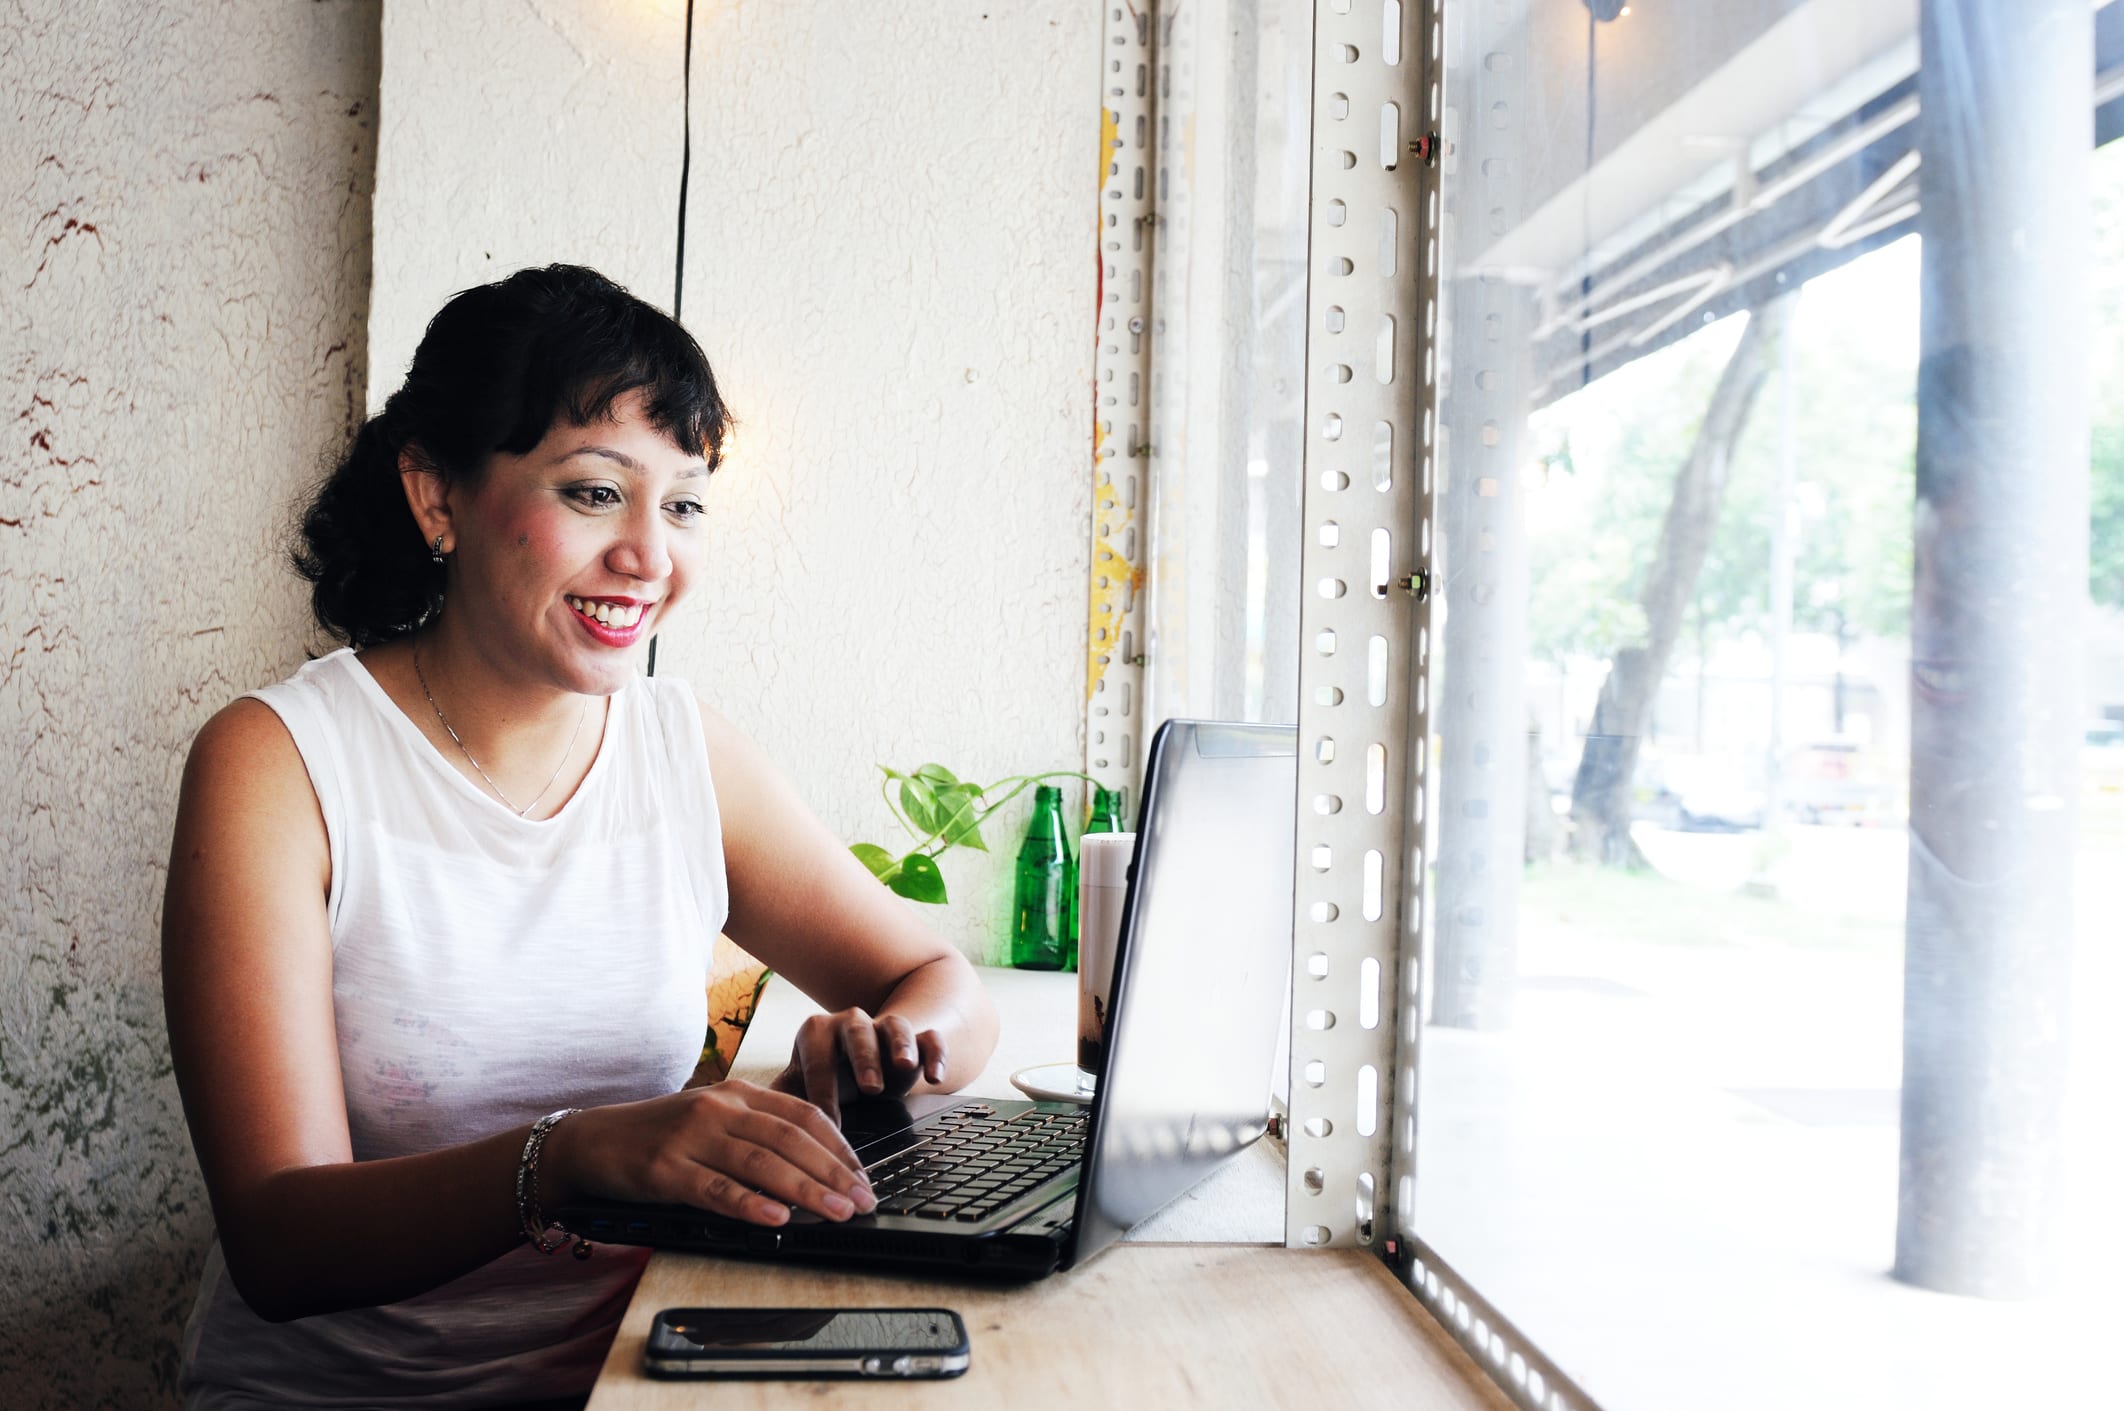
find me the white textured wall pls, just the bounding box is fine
[374,3,1101,959]
[665,5,1099,956]
[366,0,687,401]
[0,3,381,1406]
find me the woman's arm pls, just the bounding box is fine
[162,702,873,1323]
[697,700,1001,1124]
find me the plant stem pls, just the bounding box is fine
[902,769,1097,858]
[879,775,919,837]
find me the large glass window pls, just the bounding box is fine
[1419,2,2123,1407]
[1140,0,1314,739]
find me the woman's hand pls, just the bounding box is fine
[772,1008,949,1127]
[697,704,1001,1118]
[545,1080,876,1227]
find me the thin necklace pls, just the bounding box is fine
[412,641,589,818]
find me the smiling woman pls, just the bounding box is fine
[294,266,727,654]
[391,397,710,710]
[161,265,997,1409]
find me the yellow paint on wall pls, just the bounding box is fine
[1100,104,1118,201]
[1086,470,1137,705]
[1086,104,1131,706]
[1091,104,1119,466]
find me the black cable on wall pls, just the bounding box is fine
[649,0,695,679]
[673,0,695,326]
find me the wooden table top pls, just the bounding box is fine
[586,967,1506,1410]
[586,1241,1510,1410]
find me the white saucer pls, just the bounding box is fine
[1009,1062,1097,1104]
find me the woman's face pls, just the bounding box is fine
[442,388,709,697]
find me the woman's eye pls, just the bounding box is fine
[667,499,705,522]
[566,485,622,509]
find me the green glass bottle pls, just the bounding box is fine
[1087,786,1127,835]
[1010,785,1073,971]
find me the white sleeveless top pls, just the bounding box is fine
[180,648,726,1409]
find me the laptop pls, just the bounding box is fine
[559,719,1298,1280]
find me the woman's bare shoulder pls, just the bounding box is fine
[187,696,306,783]
[176,697,328,866]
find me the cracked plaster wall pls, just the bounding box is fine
[0,2,381,1405]
[3,0,1094,1400]
[374,3,1101,958]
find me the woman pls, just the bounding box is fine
[163,264,998,1408]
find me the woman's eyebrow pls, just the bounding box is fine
[557,445,710,478]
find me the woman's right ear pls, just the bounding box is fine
[398,447,455,559]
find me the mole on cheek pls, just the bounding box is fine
[517,533,531,548]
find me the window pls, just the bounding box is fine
[1416,3,2124,1408]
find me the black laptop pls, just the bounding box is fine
[560,719,1297,1280]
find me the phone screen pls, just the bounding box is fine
[651,1308,963,1355]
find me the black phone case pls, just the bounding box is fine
[643,1307,971,1381]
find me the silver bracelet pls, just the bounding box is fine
[515,1107,582,1255]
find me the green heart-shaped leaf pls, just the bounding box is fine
[934,784,989,851]
[899,777,941,834]
[849,842,901,883]
[888,852,948,904]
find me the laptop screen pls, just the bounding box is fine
[1069,720,1297,1266]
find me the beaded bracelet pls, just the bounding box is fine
[515,1107,583,1255]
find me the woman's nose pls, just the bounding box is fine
[609,507,672,582]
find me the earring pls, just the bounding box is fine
[431,534,446,565]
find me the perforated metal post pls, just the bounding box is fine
[1085,3,1159,802]
[1285,0,1442,1251]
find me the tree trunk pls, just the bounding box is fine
[1568,297,1795,865]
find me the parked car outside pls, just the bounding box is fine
[1785,739,1895,826]
[1645,751,1766,832]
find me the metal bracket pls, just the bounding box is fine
[1286,0,1443,1253]
[1083,0,1160,800]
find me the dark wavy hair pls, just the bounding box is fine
[293,264,733,646]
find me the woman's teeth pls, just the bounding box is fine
[567,596,644,628]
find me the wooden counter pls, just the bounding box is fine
[586,968,1508,1410]
[586,1243,1511,1410]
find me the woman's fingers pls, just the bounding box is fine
[837,1011,885,1095]
[877,1013,921,1080]
[726,1109,875,1215]
[916,1028,948,1086]
[780,1009,949,1125]
[678,1085,875,1225]
[794,1019,848,1125]
[746,1084,869,1181]
[563,1081,884,1231]
[729,1139,858,1221]
[687,1163,793,1226]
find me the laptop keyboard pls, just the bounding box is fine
[859,1103,1088,1222]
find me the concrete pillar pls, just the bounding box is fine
[1898,0,2091,1298]
[1430,0,1536,1033]
[1431,278,1534,1031]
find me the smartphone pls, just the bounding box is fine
[644,1306,971,1380]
